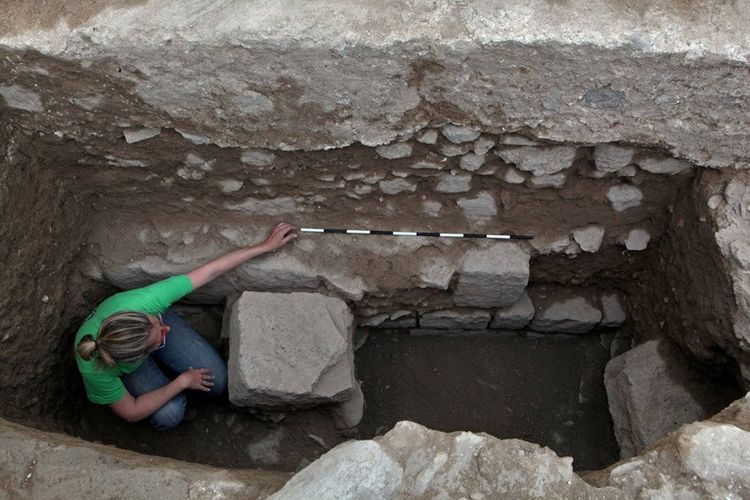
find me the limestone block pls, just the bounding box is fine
[418,257,454,289]
[623,228,650,250]
[490,291,535,329]
[600,292,627,327]
[376,142,412,159]
[637,155,692,175]
[0,85,43,112]
[379,178,416,194]
[594,144,637,173]
[459,153,486,172]
[227,291,356,408]
[604,339,735,458]
[441,124,481,143]
[457,191,497,220]
[606,184,643,211]
[454,244,529,308]
[416,129,438,144]
[529,288,602,334]
[572,225,605,253]
[123,127,161,144]
[495,146,577,176]
[240,149,276,166]
[435,173,471,193]
[420,309,491,329]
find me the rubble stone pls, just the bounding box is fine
[624,228,650,251]
[459,153,486,172]
[227,291,356,408]
[123,127,161,144]
[241,149,276,166]
[572,225,605,253]
[379,178,417,195]
[637,155,692,175]
[435,173,471,193]
[529,288,602,334]
[594,144,637,173]
[375,142,412,159]
[495,146,577,176]
[441,124,481,143]
[456,191,497,219]
[416,129,438,144]
[606,184,643,211]
[0,85,43,112]
[600,292,627,327]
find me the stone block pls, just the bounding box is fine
[604,339,737,458]
[376,142,412,159]
[490,291,535,329]
[593,144,636,173]
[456,191,497,220]
[441,124,481,143]
[636,155,691,175]
[623,228,650,250]
[607,184,643,211]
[454,244,529,308]
[529,287,602,334]
[435,173,472,193]
[572,225,605,253]
[420,309,491,329]
[600,291,627,327]
[227,291,356,408]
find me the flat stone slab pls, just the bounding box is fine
[604,339,739,459]
[453,244,529,308]
[420,309,491,330]
[490,291,535,329]
[227,291,356,408]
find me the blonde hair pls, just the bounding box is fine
[77,311,153,368]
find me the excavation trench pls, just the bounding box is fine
[0,125,746,477]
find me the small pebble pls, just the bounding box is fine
[41,295,49,303]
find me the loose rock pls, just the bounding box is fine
[529,288,602,334]
[572,225,605,253]
[606,184,643,211]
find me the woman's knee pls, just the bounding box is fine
[208,363,228,397]
[149,395,186,430]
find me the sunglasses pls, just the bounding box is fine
[154,314,168,350]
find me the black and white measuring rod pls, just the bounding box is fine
[300,227,532,240]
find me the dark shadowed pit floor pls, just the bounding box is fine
[68,327,621,472]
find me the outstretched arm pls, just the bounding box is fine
[186,222,297,290]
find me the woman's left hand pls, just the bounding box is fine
[262,222,298,252]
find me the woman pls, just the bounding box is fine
[75,222,298,429]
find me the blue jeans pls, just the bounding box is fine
[121,309,227,430]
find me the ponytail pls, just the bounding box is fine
[77,311,152,368]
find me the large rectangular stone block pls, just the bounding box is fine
[453,244,529,308]
[227,291,356,408]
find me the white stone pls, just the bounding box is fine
[473,136,496,155]
[410,161,443,170]
[0,85,43,112]
[503,166,526,184]
[454,244,529,308]
[440,143,470,157]
[707,194,723,210]
[600,292,627,327]
[376,143,412,159]
[607,184,643,212]
[176,166,206,180]
[241,150,276,166]
[123,127,161,144]
[416,129,438,144]
[218,179,244,193]
[459,153,486,172]
[435,173,471,193]
[71,95,102,111]
[457,192,497,219]
[529,172,566,188]
[225,196,298,215]
[594,144,637,173]
[624,229,650,251]
[176,129,210,145]
[354,184,373,195]
[441,124,481,143]
[332,380,364,429]
[637,155,692,175]
[572,225,605,253]
[490,292,535,329]
[421,309,491,330]
[227,291,355,407]
[530,294,602,334]
[529,235,570,255]
[604,339,731,458]
[617,165,637,177]
[422,200,442,217]
[495,146,577,176]
[379,178,416,195]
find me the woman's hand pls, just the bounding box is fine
[179,367,214,392]
[261,222,298,252]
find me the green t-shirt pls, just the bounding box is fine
[74,275,194,404]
